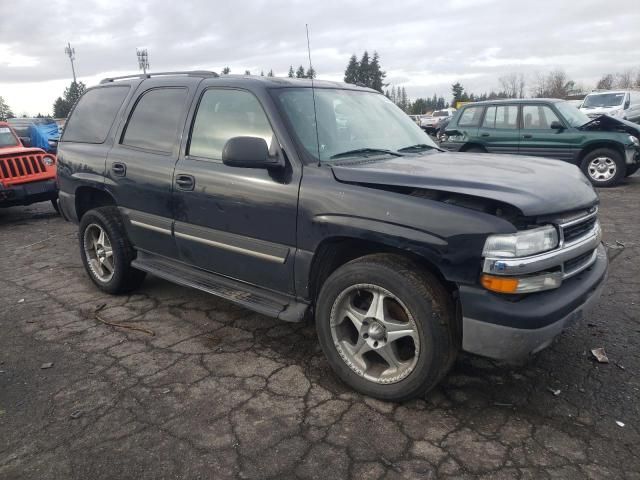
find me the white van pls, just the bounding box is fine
[580,90,640,123]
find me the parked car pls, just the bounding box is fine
[441,99,640,186]
[420,108,456,134]
[7,117,60,152]
[579,89,640,123]
[58,72,607,401]
[0,122,58,209]
[408,114,421,125]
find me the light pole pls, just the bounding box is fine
[136,48,149,75]
[64,42,77,83]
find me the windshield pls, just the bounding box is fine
[0,126,19,148]
[273,88,437,162]
[582,92,625,108]
[433,111,449,117]
[555,101,591,128]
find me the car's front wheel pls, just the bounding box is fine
[79,206,146,294]
[315,254,457,401]
[580,148,625,187]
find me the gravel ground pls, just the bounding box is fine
[1,175,639,480]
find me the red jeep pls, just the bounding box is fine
[0,122,58,210]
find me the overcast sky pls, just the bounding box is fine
[1,0,639,115]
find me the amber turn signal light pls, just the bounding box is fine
[480,274,519,294]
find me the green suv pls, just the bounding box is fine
[441,99,640,187]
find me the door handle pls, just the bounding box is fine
[111,162,126,177]
[175,174,195,191]
[522,134,533,139]
[480,133,490,137]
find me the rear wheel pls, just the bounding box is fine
[580,148,625,187]
[315,254,457,401]
[79,206,146,294]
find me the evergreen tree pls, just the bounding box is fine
[305,67,316,79]
[358,51,370,86]
[0,96,14,120]
[391,86,397,105]
[222,66,231,74]
[288,66,295,78]
[244,70,251,75]
[260,70,264,76]
[344,55,359,84]
[295,65,306,78]
[451,82,466,106]
[267,69,274,77]
[52,81,87,118]
[369,51,386,93]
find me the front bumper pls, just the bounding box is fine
[439,141,464,152]
[460,243,608,361]
[0,179,58,207]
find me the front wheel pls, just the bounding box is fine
[315,254,457,401]
[580,148,625,187]
[79,206,146,294]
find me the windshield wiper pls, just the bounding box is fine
[397,143,438,153]
[330,148,402,159]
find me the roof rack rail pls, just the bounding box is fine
[100,70,219,84]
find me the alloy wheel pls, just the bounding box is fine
[329,284,420,384]
[83,224,114,282]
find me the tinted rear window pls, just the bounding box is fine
[63,86,129,143]
[121,88,188,153]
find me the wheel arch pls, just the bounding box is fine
[459,143,487,152]
[578,141,625,162]
[74,186,117,221]
[307,235,456,306]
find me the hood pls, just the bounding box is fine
[579,114,640,136]
[331,152,598,217]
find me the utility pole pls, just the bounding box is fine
[136,48,149,75]
[64,42,77,84]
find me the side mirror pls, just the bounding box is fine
[20,136,31,147]
[550,121,564,130]
[624,99,631,110]
[222,136,282,169]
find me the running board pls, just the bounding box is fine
[131,251,308,322]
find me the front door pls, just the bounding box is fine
[106,79,198,258]
[172,87,301,294]
[518,104,576,162]
[476,104,520,154]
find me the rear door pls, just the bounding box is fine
[172,87,301,293]
[106,78,199,258]
[476,104,520,154]
[518,104,575,161]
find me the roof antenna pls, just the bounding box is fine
[306,24,322,167]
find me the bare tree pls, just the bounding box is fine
[531,69,575,98]
[615,69,634,89]
[499,73,526,98]
[596,74,614,90]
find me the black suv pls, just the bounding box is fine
[57,72,607,400]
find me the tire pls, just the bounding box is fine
[78,206,146,294]
[580,148,625,187]
[463,146,486,153]
[625,164,639,177]
[315,253,457,401]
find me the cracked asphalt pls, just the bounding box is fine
[1,176,639,480]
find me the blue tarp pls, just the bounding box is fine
[28,123,60,152]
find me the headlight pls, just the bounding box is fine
[629,135,639,146]
[482,225,558,258]
[43,155,55,166]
